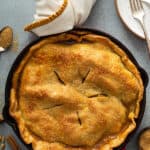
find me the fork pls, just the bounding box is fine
[130,0,150,55]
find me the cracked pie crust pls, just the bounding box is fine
[9,31,144,150]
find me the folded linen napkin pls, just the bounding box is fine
[24,0,96,36]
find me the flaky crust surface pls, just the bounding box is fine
[9,31,144,150]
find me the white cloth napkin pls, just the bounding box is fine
[29,0,96,36]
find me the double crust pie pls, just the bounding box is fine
[9,31,144,150]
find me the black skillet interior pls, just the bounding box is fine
[3,28,149,150]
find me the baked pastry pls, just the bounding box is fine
[9,31,144,150]
[139,128,150,150]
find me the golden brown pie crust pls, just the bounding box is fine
[139,128,150,150]
[9,31,144,150]
[24,0,68,31]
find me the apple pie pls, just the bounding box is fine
[9,31,144,150]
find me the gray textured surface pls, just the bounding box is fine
[0,0,149,149]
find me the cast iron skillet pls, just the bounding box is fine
[3,28,149,150]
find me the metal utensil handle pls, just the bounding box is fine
[139,19,150,55]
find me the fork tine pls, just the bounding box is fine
[133,0,138,11]
[137,0,144,10]
[130,0,137,12]
[130,0,135,13]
